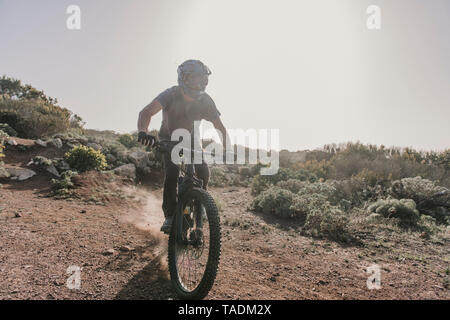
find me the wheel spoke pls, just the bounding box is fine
[175,203,211,292]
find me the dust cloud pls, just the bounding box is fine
[119,186,168,265]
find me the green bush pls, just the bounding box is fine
[0,76,84,138]
[0,110,28,137]
[118,134,139,149]
[303,205,350,241]
[250,186,296,218]
[251,167,317,195]
[64,145,107,173]
[0,100,72,138]
[51,171,78,198]
[102,141,127,158]
[289,142,450,188]
[251,185,351,240]
[329,176,386,208]
[293,159,331,180]
[276,179,307,193]
[209,166,230,187]
[290,192,335,216]
[390,176,447,203]
[0,129,9,164]
[32,156,54,168]
[389,177,449,223]
[367,198,420,226]
[0,123,17,137]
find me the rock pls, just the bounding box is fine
[116,151,129,163]
[119,246,135,252]
[49,138,63,149]
[77,137,89,144]
[103,249,116,256]
[46,165,60,177]
[14,212,22,218]
[0,167,10,179]
[87,143,102,151]
[105,154,117,164]
[80,210,87,214]
[128,151,150,169]
[52,134,68,141]
[55,160,70,172]
[7,139,17,146]
[35,139,47,148]
[28,156,60,177]
[6,168,37,181]
[114,164,136,179]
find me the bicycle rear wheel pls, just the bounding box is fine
[168,187,221,300]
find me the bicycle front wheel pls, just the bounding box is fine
[168,187,221,300]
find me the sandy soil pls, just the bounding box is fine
[0,142,449,300]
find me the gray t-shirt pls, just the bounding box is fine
[154,86,221,139]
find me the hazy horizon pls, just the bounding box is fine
[1,0,449,152]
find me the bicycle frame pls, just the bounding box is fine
[157,140,204,246]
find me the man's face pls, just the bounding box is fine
[185,73,209,91]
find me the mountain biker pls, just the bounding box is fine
[137,60,231,233]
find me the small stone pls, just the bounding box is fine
[7,139,18,146]
[53,280,64,287]
[14,212,22,218]
[119,245,135,252]
[46,165,60,177]
[49,138,63,149]
[103,249,116,256]
[114,164,136,179]
[80,210,87,214]
[128,151,150,169]
[6,168,37,181]
[35,139,47,147]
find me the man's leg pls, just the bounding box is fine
[194,162,210,228]
[194,161,210,190]
[161,154,179,232]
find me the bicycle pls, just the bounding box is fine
[155,140,221,300]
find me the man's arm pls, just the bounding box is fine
[211,117,233,154]
[137,100,163,133]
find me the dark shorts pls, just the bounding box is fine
[162,153,210,218]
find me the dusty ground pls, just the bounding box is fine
[0,142,449,300]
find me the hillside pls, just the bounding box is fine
[0,137,449,300]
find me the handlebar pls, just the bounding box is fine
[155,139,236,160]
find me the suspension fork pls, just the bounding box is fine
[175,200,185,246]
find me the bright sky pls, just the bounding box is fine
[0,0,449,151]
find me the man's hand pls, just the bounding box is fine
[138,132,156,148]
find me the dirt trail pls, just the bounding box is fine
[0,140,449,300]
[1,173,449,300]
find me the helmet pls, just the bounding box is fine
[177,60,212,99]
